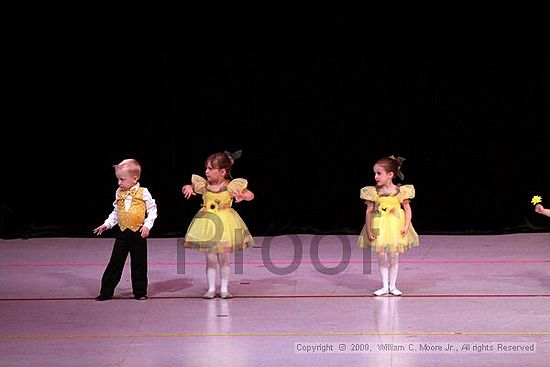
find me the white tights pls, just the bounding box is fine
[375,252,400,295]
[206,253,231,293]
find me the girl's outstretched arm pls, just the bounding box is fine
[234,189,254,202]
[182,184,195,199]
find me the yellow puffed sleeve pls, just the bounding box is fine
[398,184,415,202]
[191,174,207,194]
[360,186,377,202]
[227,178,248,196]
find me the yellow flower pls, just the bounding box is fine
[531,195,542,205]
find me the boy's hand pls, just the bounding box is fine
[93,225,107,236]
[140,227,150,238]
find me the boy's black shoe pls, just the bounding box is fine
[134,295,148,301]
[95,295,112,301]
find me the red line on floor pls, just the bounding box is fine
[0,259,549,268]
[1,294,549,301]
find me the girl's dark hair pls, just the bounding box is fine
[205,152,234,177]
[375,156,405,179]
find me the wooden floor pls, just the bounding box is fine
[1,233,549,366]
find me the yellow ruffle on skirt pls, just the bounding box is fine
[182,208,254,253]
[357,207,419,253]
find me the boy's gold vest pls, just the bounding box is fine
[116,187,146,232]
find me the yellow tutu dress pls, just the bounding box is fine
[182,174,255,253]
[356,184,419,253]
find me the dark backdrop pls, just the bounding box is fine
[2,8,549,238]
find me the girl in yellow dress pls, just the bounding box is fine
[181,151,254,299]
[357,156,419,296]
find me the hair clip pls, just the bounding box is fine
[224,150,242,162]
[389,155,406,180]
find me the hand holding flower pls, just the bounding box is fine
[532,196,550,217]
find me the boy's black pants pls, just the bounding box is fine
[99,228,148,298]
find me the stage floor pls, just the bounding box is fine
[1,233,549,366]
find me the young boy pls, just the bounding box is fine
[93,159,158,301]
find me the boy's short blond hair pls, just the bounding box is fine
[113,159,141,179]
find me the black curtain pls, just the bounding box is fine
[2,9,549,238]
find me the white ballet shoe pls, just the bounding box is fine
[202,290,216,299]
[220,290,233,299]
[389,287,402,296]
[374,287,389,296]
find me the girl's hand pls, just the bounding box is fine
[367,231,377,241]
[230,189,253,202]
[400,225,409,236]
[182,184,195,199]
[231,190,244,203]
[535,204,545,214]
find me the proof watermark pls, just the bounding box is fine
[177,233,372,276]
